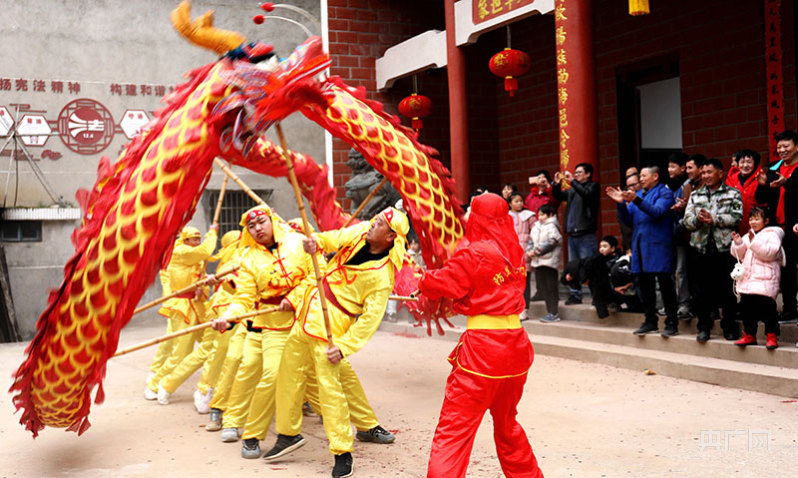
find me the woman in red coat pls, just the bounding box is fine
[419,192,544,478]
[726,149,764,233]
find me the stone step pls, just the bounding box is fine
[380,310,798,398]
[530,334,798,398]
[524,319,798,368]
[528,302,798,344]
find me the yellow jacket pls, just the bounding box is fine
[158,229,217,322]
[291,222,395,357]
[222,231,312,330]
[205,245,242,320]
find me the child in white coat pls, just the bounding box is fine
[527,204,562,322]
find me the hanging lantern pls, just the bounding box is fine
[398,93,432,131]
[629,0,650,16]
[489,48,531,97]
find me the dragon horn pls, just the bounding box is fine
[170,0,247,55]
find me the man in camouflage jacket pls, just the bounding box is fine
[683,158,742,342]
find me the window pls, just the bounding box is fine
[1,220,42,242]
[205,189,273,236]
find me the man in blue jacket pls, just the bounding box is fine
[607,166,679,337]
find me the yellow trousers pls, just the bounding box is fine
[209,323,247,411]
[161,326,219,394]
[276,325,354,455]
[147,311,197,391]
[304,361,379,432]
[148,314,180,372]
[237,328,292,439]
[197,321,234,395]
[222,328,290,429]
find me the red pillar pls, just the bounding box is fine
[554,0,598,174]
[445,0,470,202]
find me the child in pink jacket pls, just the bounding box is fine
[730,207,785,350]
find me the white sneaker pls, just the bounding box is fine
[194,388,213,414]
[157,382,171,405]
[221,427,241,442]
[144,386,157,401]
[519,309,529,322]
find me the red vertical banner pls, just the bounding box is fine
[765,0,784,164]
[554,0,598,176]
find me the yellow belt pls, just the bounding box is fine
[466,314,521,330]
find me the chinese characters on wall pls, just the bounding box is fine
[555,0,570,172]
[473,0,536,24]
[0,78,176,158]
[765,0,784,164]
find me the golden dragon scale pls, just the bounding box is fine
[9,62,236,436]
[11,4,463,435]
[301,77,465,270]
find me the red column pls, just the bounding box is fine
[445,0,470,202]
[554,0,598,174]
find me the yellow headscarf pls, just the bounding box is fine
[209,230,241,266]
[287,217,315,234]
[377,207,409,271]
[179,226,201,242]
[237,204,289,251]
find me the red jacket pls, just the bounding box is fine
[420,241,526,317]
[725,165,764,233]
[524,185,559,215]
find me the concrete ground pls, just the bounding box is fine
[2,320,797,478]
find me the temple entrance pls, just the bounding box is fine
[616,54,682,182]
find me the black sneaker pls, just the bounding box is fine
[241,438,261,459]
[696,331,710,343]
[723,331,741,341]
[355,425,395,444]
[633,323,658,335]
[529,293,544,302]
[332,452,353,478]
[661,327,679,338]
[779,310,798,324]
[564,295,582,305]
[262,434,306,462]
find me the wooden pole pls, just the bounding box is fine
[214,158,267,206]
[343,176,388,227]
[212,175,229,226]
[274,123,335,346]
[133,265,239,315]
[388,295,418,302]
[113,306,279,358]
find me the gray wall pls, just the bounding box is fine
[1,0,325,339]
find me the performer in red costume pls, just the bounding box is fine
[419,192,544,478]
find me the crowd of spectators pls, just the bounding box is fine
[486,129,798,350]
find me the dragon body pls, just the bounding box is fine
[11,1,463,436]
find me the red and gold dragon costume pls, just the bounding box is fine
[10,1,463,437]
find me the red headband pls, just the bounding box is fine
[246,209,268,224]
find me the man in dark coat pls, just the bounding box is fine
[552,162,600,304]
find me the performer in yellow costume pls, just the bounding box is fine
[205,318,247,430]
[144,225,217,400]
[211,205,311,449]
[147,270,176,376]
[263,207,408,478]
[192,231,242,414]
[156,230,241,408]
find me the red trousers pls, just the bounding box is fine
[427,364,543,478]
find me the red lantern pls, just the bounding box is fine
[489,48,531,97]
[398,93,432,131]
